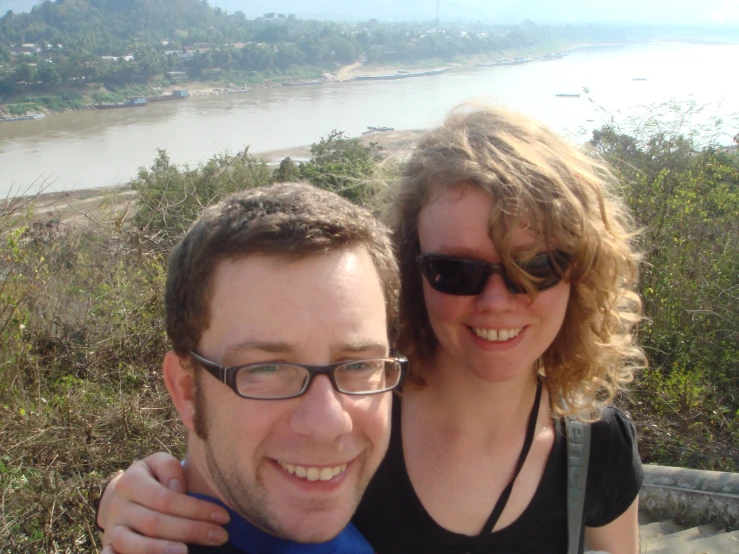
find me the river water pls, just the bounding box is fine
[1,41,738,197]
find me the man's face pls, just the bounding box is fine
[181,246,391,543]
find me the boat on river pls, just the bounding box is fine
[94,96,148,109]
[476,57,535,67]
[352,67,451,81]
[362,126,395,135]
[147,89,190,102]
[281,79,325,86]
[1,113,46,122]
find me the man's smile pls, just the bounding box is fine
[275,460,350,482]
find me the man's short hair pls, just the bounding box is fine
[165,182,399,354]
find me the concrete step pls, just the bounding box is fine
[638,519,739,554]
[645,529,739,554]
[639,519,685,540]
[642,524,719,551]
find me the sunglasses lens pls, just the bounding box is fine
[422,257,488,295]
[420,251,569,296]
[518,252,567,291]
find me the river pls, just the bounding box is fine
[1,41,738,197]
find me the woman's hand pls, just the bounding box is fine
[98,453,230,554]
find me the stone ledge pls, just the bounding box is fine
[640,465,739,530]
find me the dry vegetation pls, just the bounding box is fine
[0,113,737,552]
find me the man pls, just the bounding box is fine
[101,182,404,553]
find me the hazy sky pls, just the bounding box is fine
[206,0,739,25]
[2,0,739,25]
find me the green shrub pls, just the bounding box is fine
[132,148,273,252]
[298,130,384,204]
[592,103,739,469]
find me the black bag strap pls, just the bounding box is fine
[565,417,591,554]
[469,379,542,554]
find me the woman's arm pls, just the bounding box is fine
[584,497,639,554]
[98,453,230,554]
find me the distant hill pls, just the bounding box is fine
[209,0,739,25]
[1,0,39,15]
[6,0,739,25]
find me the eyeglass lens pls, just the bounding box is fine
[234,359,402,399]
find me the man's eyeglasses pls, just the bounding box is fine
[189,351,408,400]
[417,251,570,296]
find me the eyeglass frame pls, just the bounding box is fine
[416,250,570,296]
[188,350,408,400]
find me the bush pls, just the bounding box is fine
[0,118,737,552]
[298,130,383,204]
[0,201,180,552]
[132,148,273,253]
[591,103,739,469]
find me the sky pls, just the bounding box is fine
[202,0,739,25]
[2,0,739,25]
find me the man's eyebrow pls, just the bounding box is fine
[340,341,389,355]
[221,340,389,362]
[222,340,295,360]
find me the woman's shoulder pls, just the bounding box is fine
[590,405,638,449]
[584,405,644,527]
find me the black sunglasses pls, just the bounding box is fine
[417,250,570,296]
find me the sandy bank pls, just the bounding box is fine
[8,129,425,227]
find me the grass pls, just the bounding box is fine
[4,92,86,114]
[0,140,736,552]
[0,202,184,552]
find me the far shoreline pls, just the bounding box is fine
[3,39,728,121]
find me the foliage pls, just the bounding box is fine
[2,0,731,103]
[5,91,85,113]
[132,147,273,252]
[273,156,299,182]
[0,199,179,552]
[0,115,737,551]
[590,102,739,469]
[298,130,383,204]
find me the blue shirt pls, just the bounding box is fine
[188,493,375,554]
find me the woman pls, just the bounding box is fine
[98,104,646,553]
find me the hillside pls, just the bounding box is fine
[3,1,738,118]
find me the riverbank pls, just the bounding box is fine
[7,128,424,224]
[0,41,589,120]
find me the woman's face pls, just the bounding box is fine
[417,185,570,384]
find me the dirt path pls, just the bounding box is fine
[336,62,363,81]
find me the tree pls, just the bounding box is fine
[329,36,359,64]
[273,156,299,182]
[133,148,273,251]
[590,106,739,467]
[298,131,382,204]
[14,61,37,83]
[36,60,62,87]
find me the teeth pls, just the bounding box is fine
[277,461,348,482]
[472,327,522,342]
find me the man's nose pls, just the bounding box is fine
[289,374,352,441]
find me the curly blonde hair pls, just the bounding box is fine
[384,103,647,419]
